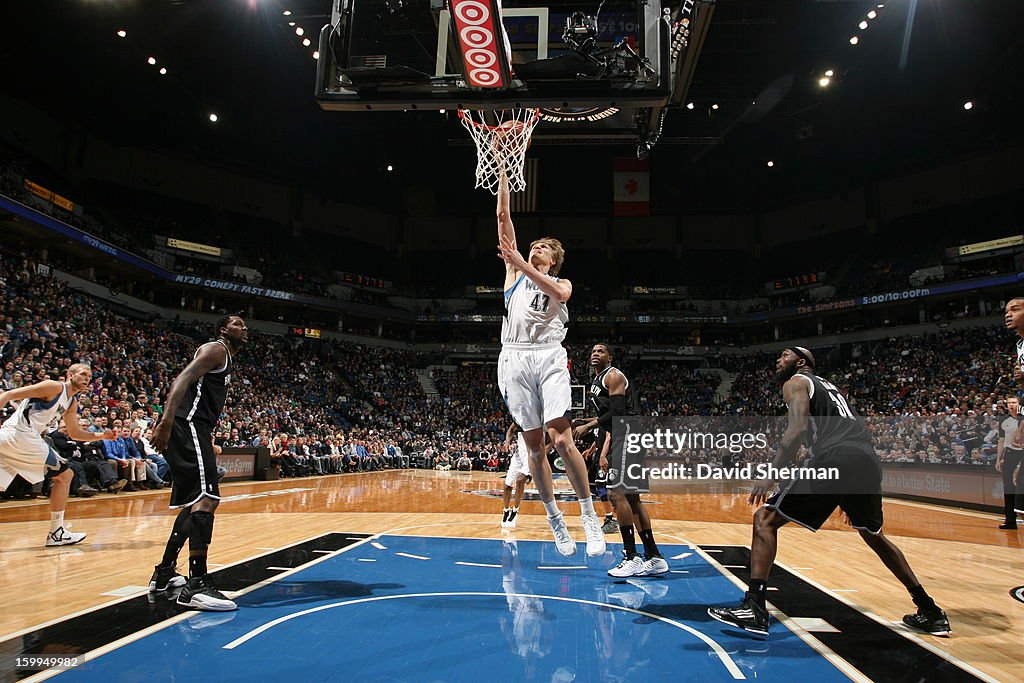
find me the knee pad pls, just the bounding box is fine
[187,510,215,549]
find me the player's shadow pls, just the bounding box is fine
[243,580,405,609]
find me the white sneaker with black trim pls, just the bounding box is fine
[636,556,669,576]
[608,552,645,578]
[505,508,519,529]
[45,525,86,547]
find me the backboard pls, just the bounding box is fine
[314,0,715,153]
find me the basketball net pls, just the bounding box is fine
[458,108,540,195]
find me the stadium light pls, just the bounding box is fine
[850,36,859,45]
[711,103,719,110]
[283,10,292,16]
[859,20,868,30]
[867,10,877,19]
[767,161,775,168]
[159,67,167,75]
[963,101,974,110]
[147,56,157,65]
[209,113,219,123]
[387,165,394,172]
[818,77,831,87]
[439,109,446,114]
[825,69,834,77]
[116,30,127,38]
[686,102,695,110]
[302,38,311,46]
[313,51,320,60]
[295,26,304,36]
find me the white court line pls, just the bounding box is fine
[266,566,292,572]
[371,542,387,550]
[722,565,746,569]
[537,566,587,570]
[774,560,1000,683]
[313,549,333,554]
[255,547,277,551]
[221,591,746,679]
[100,586,149,598]
[455,562,502,568]
[395,552,429,561]
[670,570,689,574]
[834,589,858,593]
[357,559,376,562]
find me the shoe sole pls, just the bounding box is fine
[586,545,607,557]
[177,596,238,612]
[903,621,951,637]
[707,608,769,638]
[45,536,86,547]
[636,565,669,576]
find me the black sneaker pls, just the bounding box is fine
[902,607,951,636]
[176,576,237,612]
[708,596,770,638]
[149,564,187,592]
[999,522,1018,530]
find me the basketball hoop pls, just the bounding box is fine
[458,108,540,195]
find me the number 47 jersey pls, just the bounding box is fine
[792,373,875,458]
[501,273,568,346]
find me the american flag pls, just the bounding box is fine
[353,55,387,68]
[510,158,538,213]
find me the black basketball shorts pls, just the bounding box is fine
[165,419,221,509]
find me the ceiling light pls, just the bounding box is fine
[825,69,834,77]
[686,102,695,110]
[116,30,127,38]
[147,57,157,65]
[387,165,393,172]
[439,109,446,114]
[209,113,219,123]
[313,51,320,60]
[283,10,292,16]
[295,26,304,36]
[963,101,974,110]
[849,36,859,45]
[818,77,831,87]
[711,103,719,110]
[159,67,167,75]
[859,20,868,29]
[767,161,775,168]
[302,38,311,46]
[867,10,877,19]
[288,22,295,26]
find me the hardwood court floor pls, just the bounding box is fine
[0,469,1021,682]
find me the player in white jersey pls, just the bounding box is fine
[496,173,606,557]
[0,363,115,546]
[501,423,533,529]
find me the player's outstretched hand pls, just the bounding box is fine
[498,233,528,271]
[100,430,117,441]
[748,478,775,507]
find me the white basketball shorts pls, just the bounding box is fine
[0,427,50,490]
[498,344,572,432]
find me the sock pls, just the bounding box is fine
[638,528,660,559]
[579,497,596,517]
[619,525,637,557]
[509,507,518,517]
[49,511,64,532]
[502,508,510,521]
[604,512,614,521]
[543,500,561,518]
[162,508,191,566]
[747,579,768,608]
[189,553,207,579]
[909,584,937,612]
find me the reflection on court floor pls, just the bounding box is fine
[52,535,856,682]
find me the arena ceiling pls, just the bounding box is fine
[2,0,1023,212]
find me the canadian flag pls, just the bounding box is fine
[613,158,650,216]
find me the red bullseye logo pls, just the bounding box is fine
[450,0,507,88]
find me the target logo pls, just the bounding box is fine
[449,0,508,88]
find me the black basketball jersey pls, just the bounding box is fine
[174,339,233,428]
[590,365,631,441]
[794,373,874,458]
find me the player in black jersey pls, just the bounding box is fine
[709,347,949,637]
[149,315,248,611]
[577,344,668,578]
